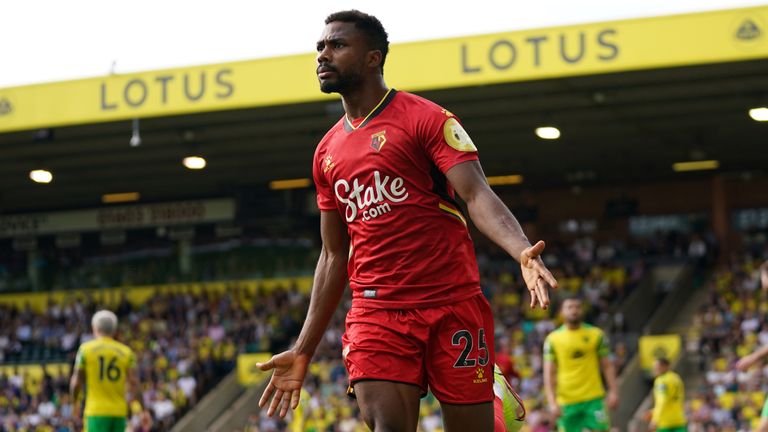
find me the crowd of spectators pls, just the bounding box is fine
[682,251,768,432]
[0,282,308,432]
[0,229,717,431]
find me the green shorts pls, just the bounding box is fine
[657,427,687,432]
[762,395,768,418]
[557,398,609,432]
[85,416,127,432]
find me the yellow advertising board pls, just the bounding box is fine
[0,363,71,396]
[0,276,313,313]
[237,353,273,386]
[639,334,682,371]
[0,6,766,132]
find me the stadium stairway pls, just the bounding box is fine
[170,371,246,432]
[611,262,698,431]
[616,265,710,432]
[207,381,268,431]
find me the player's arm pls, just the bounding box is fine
[761,260,768,290]
[70,350,86,419]
[446,160,558,308]
[258,210,349,418]
[69,367,85,402]
[598,332,619,410]
[127,362,142,407]
[542,337,560,417]
[736,344,768,371]
[543,359,557,404]
[601,356,619,409]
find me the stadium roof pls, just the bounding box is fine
[1,6,766,214]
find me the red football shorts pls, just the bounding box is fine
[342,292,495,404]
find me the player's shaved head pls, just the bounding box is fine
[92,309,118,336]
[325,10,389,72]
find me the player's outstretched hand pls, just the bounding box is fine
[520,240,558,309]
[257,350,310,418]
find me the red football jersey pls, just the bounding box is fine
[313,89,482,308]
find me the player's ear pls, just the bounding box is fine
[367,50,383,70]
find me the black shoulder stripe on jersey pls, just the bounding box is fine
[429,163,467,217]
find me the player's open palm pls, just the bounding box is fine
[520,240,558,309]
[257,350,310,418]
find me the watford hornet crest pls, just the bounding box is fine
[370,130,386,152]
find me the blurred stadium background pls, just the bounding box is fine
[1,4,768,432]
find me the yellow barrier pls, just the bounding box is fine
[0,276,313,314]
[0,363,71,396]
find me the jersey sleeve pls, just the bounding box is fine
[312,145,337,211]
[597,329,611,358]
[416,109,479,174]
[74,346,85,370]
[543,335,556,363]
[651,377,666,423]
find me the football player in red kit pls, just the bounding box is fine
[258,10,557,431]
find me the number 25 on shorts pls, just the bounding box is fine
[452,329,489,368]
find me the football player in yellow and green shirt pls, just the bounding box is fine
[70,310,141,432]
[649,357,686,432]
[543,297,619,432]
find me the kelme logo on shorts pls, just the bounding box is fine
[473,367,488,384]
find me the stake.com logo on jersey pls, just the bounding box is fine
[334,171,409,222]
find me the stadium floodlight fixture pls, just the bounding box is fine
[749,107,768,121]
[183,156,207,170]
[535,126,561,140]
[30,169,53,184]
[672,160,720,172]
[130,118,142,147]
[486,175,524,186]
